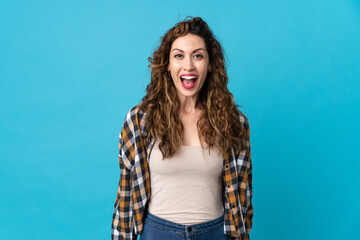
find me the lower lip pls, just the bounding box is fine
[180,78,197,89]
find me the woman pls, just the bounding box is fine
[112,16,253,240]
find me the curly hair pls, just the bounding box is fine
[139,16,245,159]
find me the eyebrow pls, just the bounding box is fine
[172,48,206,53]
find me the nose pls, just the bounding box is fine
[183,56,195,71]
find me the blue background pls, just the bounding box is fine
[1,0,359,239]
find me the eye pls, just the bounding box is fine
[174,54,183,58]
[194,54,204,59]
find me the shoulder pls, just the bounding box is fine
[236,108,250,130]
[123,104,145,123]
[121,103,147,135]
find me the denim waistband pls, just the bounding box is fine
[144,212,224,236]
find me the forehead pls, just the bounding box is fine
[171,34,206,51]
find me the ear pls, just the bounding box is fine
[208,64,211,72]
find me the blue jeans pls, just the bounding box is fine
[140,212,231,240]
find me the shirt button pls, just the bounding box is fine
[225,164,229,168]
[188,227,192,232]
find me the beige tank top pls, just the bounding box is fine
[147,139,224,225]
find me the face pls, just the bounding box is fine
[167,34,211,101]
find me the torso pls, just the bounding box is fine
[147,139,224,225]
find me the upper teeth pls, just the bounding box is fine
[181,76,197,79]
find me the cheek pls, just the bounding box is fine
[171,62,181,70]
[170,72,179,83]
[197,63,209,74]
[200,67,209,80]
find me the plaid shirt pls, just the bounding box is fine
[111,104,253,240]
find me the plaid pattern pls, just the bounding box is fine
[112,104,253,240]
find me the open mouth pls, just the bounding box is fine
[180,76,198,89]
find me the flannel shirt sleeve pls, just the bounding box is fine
[111,112,137,240]
[239,114,253,240]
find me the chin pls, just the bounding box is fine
[178,90,198,98]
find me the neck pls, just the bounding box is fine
[178,94,198,114]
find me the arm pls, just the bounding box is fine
[112,114,137,240]
[238,115,253,240]
[244,150,253,239]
